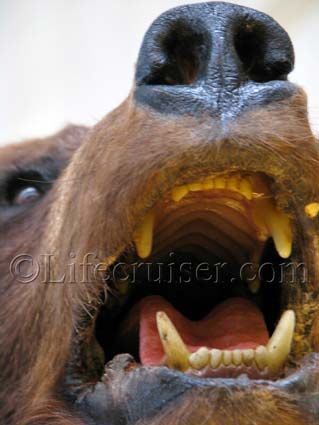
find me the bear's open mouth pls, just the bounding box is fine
[90,171,310,383]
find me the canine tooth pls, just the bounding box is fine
[189,183,203,192]
[172,186,189,202]
[259,199,292,258]
[214,177,226,189]
[305,202,319,218]
[222,350,232,366]
[266,310,295,374]
[133,210,155,258]
[156,311,190,371]
[268,210,292,258]
[202,178,214,190]
[255,346,267,370]
[242,349,254,366]
[232,349,242,366]
[189,347,210,370]
[239,178,253,200]
[210,349,222,368]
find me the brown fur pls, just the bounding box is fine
[1,75,319,425]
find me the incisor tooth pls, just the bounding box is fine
[242,349,254,366]
[189,347,210,370]
[210,349,222,368]
[133,210,155,258]
[254,346,267,370]
[232,349,242,366]
[222,350,232,366]
[156,311,190,371]
[305,202,319,218]
[202,178,214,190]
[239,178,253,200]
[214,177,226,189]
[267,310,295,374]
[172,185,189,202]
[227,175,240,192]
[189,183,203,192]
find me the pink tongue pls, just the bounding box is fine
[135,296,269,366]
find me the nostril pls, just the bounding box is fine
[234,21,294,83]
[140,20,210,86]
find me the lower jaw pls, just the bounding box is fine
[72,353,319,424]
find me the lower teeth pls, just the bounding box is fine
[156,310,295,375]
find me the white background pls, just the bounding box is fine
[0,0,318,145]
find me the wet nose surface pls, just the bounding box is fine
[134,2,296,119]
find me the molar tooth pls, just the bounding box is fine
[242,349,254,366]
[266,310,295,374]
[172,185,189,202]
[222,350,232,366]
[133,210,155,258]
[232,349,242,366]
[156,311,190,371]
[305,202,319,218]
[210,349,222,368]
[189,347,210,370]
[254,346,268,370]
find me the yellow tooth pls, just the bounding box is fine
[254,199,292,258]
[242,349,254,366]
[214,177,226,189]
[189,183,203,192]
[266,310,295,374]
[227,175,240,192]
[254,346,268,370]
[239,178,253,200]
[172,185,189,202]
[305,202,319,218]
[156,311,190,371]
[133,210,155,259]
[222,350,232,366]
[202,178,214,190]
[267,206,292,259]
[210,349,222,368]
[189,347,210,370]
[232,349,242,366]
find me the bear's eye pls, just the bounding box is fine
[6,171,47,206]
[12,186,42,205]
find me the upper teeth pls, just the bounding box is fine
[305,202,319,218]
[133,210,155,259]
[133,173,293,260]
[172,175,253,202]
[156,310,295,374]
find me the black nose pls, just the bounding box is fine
[134,2,295,119]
